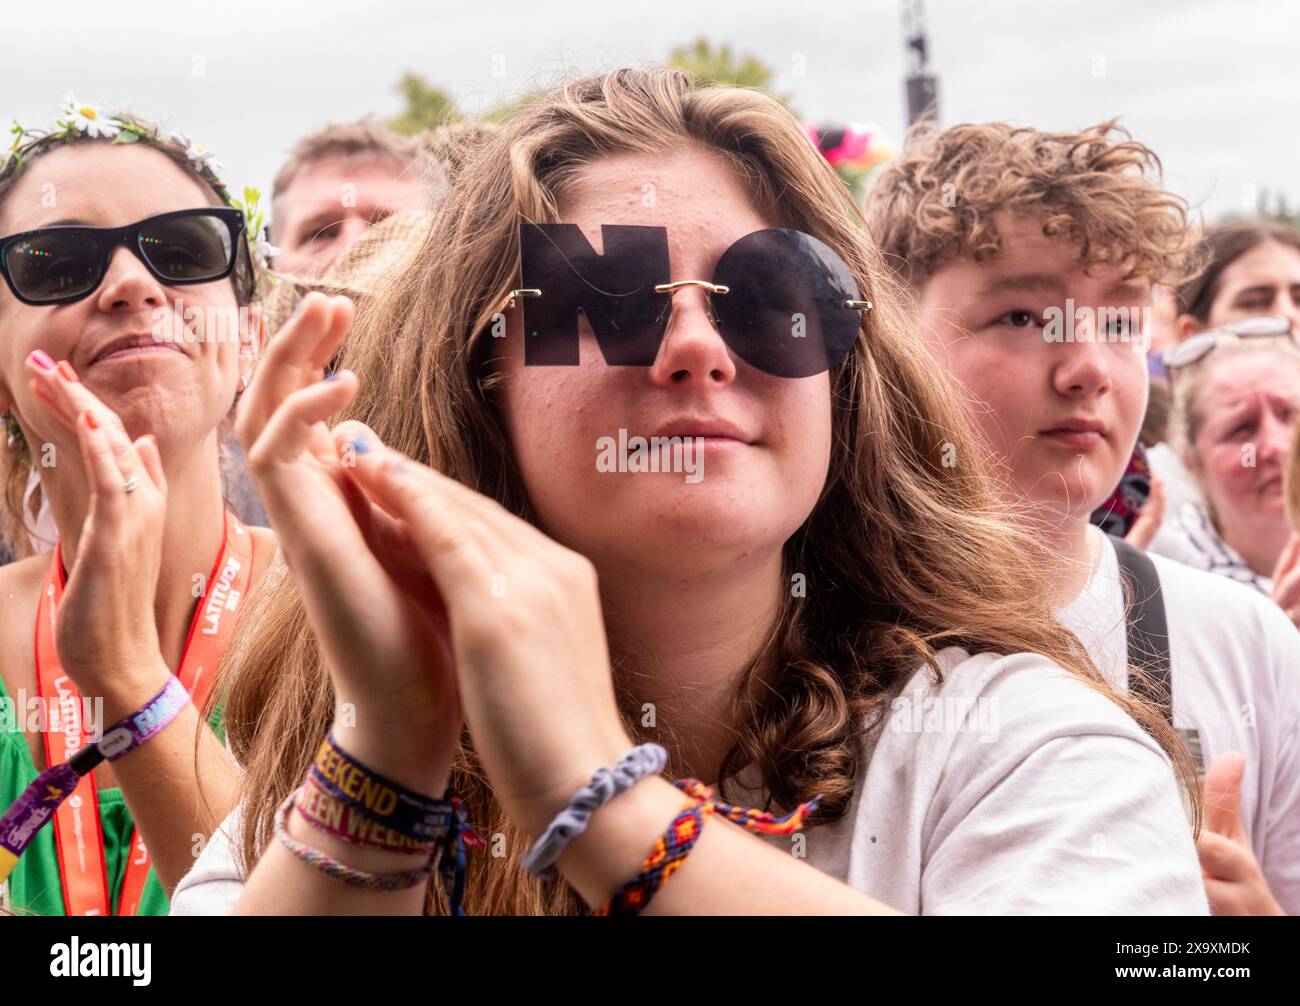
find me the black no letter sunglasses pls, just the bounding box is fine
[499,224,872,379]
[0,207,247,306]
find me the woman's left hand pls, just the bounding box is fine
[24,354,169,693]
[331,420,634,836]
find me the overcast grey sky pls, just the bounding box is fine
[4,0,1297,226]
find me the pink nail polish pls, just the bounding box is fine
[30,349,55,371]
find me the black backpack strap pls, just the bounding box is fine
[1107,535,1173,726]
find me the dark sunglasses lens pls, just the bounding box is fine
[519,224,670,366]
[712,229,863,378]
[4,232,103,303]
[138,213,234,282]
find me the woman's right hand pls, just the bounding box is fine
[235,293,461,793]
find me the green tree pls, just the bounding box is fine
[667,37,793,108]
[389,72,462,135]
[1217,188,1300,229]
[390,40,791,136]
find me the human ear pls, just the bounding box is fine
[1174,313,1201,342]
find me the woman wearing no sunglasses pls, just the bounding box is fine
[0,110,277,915]
[174,69,1205,916]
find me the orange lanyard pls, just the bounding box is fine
[35,510,255,915]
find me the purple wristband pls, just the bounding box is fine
[95,675,191,760]
[0,762,81,871]
[0,675,191,878]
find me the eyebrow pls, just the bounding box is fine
[1104,280,1150,302]
[13,217,95,230]
[1231,283,1280,299]
[294,212,343,235]
[977,273,1068,297]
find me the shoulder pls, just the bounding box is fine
[0,554,48,645]
[0,552,48,595]
[859,648,1207,913]
[1148,546,1279,618]
[893,646,1157,748]
[1146,548,1300,667]
[875,646,1175,804]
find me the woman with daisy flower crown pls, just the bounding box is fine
[0,95,279,915]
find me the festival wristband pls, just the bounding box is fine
[275,790,430,893]
[522,743,668,880]
[0,676,191,881]
[295,773,439,856]
[309,729,456,843]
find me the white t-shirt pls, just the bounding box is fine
[172,646,1208,915]
[1058,525,1300,914]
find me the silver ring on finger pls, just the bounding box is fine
[123,474,140,494]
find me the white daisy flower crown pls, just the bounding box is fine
[2,95,279,468]
[4,94,278,282]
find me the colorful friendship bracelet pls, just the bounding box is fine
[294,773,439,856]
[596,801,713,916]
[674,778,823,835]
[522,742,668,880]
[274,789,431,893]
[309,729,457,843]
[0,676,192,882]
[298,730,486,914]
[594,778,823,916]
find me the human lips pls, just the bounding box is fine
[1257,473,1284,496]
[1038,417,1107,449]
[649,416,756,446]
[88,332,185,366]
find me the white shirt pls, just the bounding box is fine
[173,645,1209,915]
[1059,526,1300,913]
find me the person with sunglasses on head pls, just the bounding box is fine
[1143,222,1300,553]
[1154,316,1300,610]
[0,102,278,915]
[867,120,1300,916]
[171,68,1204,917]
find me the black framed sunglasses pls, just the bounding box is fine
[0,207,247,306]
[500,224,872,379]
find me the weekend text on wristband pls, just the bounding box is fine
[295,773,439,855]
[309,729,456,843]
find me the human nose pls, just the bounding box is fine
[1255,409,1294,465]
[338,217,370,248]
[647,283,737,387]
[1050,316,1113,398]
[95,245,167,315]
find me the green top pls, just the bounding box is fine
[0,672,224,916]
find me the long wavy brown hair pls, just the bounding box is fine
[214,67,1200,915]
